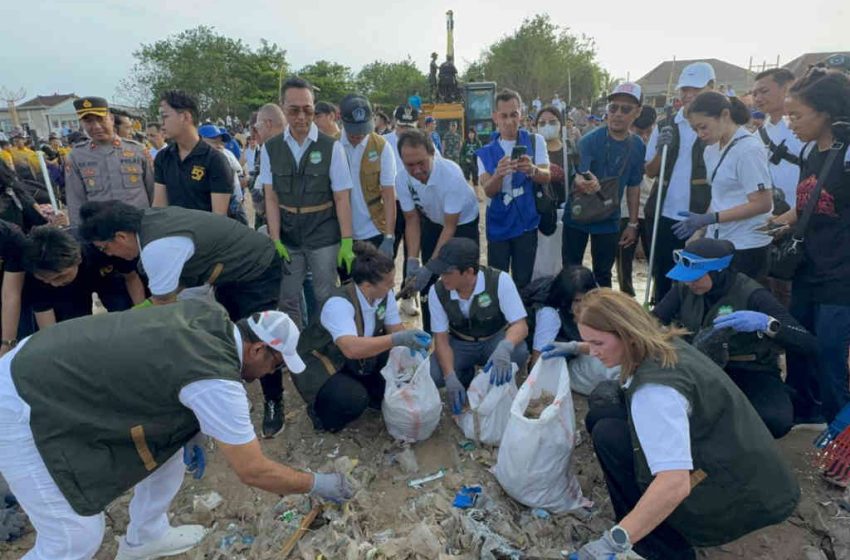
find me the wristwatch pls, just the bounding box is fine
[626,222,640,229]
[765,317,781,337]
[609,525,631,550]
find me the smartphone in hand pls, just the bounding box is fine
[510,145,527,160]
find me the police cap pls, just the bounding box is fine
[74,97,110,119]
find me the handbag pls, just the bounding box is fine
[528,134,558,235]
[768,142,843,280]
[570,132,632,224]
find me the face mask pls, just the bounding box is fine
[539,123,560,140]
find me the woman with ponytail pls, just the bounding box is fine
[675,92,773,279]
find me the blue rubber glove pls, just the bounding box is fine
[672,211,716,240]
[484,339,514,386]
[183,441,206,480]
[391,329,432,352]
[713,310,771,333]
[413,265,434,292]
[541,341,582,360]
[444,373,468,415]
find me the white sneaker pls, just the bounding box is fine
[400,296,420,316]
[115,525,206,559]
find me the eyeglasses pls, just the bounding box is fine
[285,106,315,117]
[607,103,637,115]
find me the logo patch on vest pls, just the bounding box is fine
[718,305,734,316]
[309,151,322,165]
[191,165,205,181]
[477,293,492,308]
[571,204,582,216]
[367,150,379,162]
[377,304,386,320]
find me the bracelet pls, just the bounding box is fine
[1,339,17,347]
[627,222,639,228]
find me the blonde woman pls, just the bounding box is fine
[566,289,799,560]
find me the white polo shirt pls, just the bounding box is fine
[428,270,527,334]
[646,108,698,219]
[340,133,397,240]
[705,127,773,250]
[396,157,479,226]
[320,286,401,340]
[258,123,351,193]
[762,116,803,207]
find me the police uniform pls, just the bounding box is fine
[65,97,153,224]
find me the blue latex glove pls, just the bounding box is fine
[183,443,206,480]
[672,211,716,240]
[484,340,514,386]
[713,310,771,333]
[541,341,582,360]
[391,329,432,353]
[413,265,434,292]
[445,373,468,415]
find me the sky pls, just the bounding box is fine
[1,0,848,105]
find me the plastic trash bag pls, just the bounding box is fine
[454,365,518,446]
[380,347,442,442]
[493,357,588,513]
[568,353,621,396]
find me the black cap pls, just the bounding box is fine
[426,238,479,275]
[339,94,373,135]
[73,97,109,118]
[394,104,419,127]
[314,101,337,116]
[683,238,735,259]
[824,53,850,73]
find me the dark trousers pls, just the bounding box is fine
[487,229,537,289]
[463,162,479,185]
[393,202,407,260]
[730,245,769,283]
[649,216,687,304]
[313,365,386,433]
[562,226,620,288]
[615,218,650,297]
[726,368,793,438]
[587,409,696,560]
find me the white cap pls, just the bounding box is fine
[608,82,642,104]
[676,62,716,90]
[247,311,306,373]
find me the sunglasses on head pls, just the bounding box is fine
[607,103,636,115]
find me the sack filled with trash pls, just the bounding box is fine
[454,365,518,446]
[380,347,442,442]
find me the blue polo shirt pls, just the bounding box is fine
[565,127,645,234]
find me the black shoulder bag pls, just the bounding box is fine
[529,134,559,236]
[570,131,632,224]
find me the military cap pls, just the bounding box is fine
[393,104,419,128]
[74,97,110,119]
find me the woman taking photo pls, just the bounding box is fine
[675,92,773,279]
[771,68,850,424]
[535,106,569,205]
[460,127,483,187]
[562,289,799,560]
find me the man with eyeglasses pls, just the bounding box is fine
[565,83,646,288]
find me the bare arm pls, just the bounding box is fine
[211,192,230,216]
[151,292,178,305]
[619,470,691,543]
[717,189,772,223]
[123,271,147,305]
[381,186,396,236]
[335,334,396,360]
[35,310,56,330]
[481,155,513,198]
[333,190,353,238]
[504,319,529,347]
[403,210,421,260]
[431,212,460,261]
[645,153,661,179]
[218,438,314,496]
[434,331,456,379]
[264,184,281,241]
[0,272,24,354]
[152,183,168,208]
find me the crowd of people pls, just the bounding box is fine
[0,55,848,560]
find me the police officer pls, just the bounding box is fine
[426,238,530,413]
[65,97,153,224]
[291,244,430,432]
[0,300,353,560]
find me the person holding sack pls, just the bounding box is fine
[565,84,645,287]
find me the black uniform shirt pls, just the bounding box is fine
[154,139,232,212]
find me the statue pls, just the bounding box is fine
[437,55,461,103]
[428,52,439,102]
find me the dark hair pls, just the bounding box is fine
[788,68,850,125]
[351,242,395,285]
[0,140,8,148]
[755,68,795,87]
[546,266,598,312]
[146,122,162,132]
[688,91,750,125]
[280,76,314,101]
[633,105,657,130]
[24,225,82,273]
[78,200,144,242]
[160,90,199,125]
[536,105,563,127]
[375,110,389,124]
[315,101,337,115]
[235,314,263,344]
[495,89,523,108]
[397,128,435,156]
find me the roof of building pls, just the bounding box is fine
[636,58,754,97]
[783,52,850,78]
[17,93,77,109]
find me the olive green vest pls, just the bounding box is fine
[11,300,242,516]
[435,267,507,341]
[139,207,276,288]
[677,273,779,372]
[291,282,388,407]
[359,133,387,232]
[624,339,800,546]
[264,132,339,250]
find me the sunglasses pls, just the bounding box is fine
[673,249,716,268]
[607,103,637,115]
[285,106,315,117]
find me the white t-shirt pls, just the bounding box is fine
[646,108,699,219]
[762,117,803,207]
[320,286,401,341]
[140,235,195,296]
[341,133,397,240]
[219,147,244,202]
[705,127,773,250]
[476,133,550,198]
[629,382,693,475]
[396,157,479,226]
[428,270,527,334]
[258,123,351,193]
[533,306,562,351]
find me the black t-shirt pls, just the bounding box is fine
[154,139,232,212]
[795,143,850,303]
[0,220,26,274]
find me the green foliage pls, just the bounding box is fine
[294,60,354,104]
[355,58,428,108]
[117,26,286,119]
[461,14,606,108]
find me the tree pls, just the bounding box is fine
[355,58,428,108]
[118,26,287,119]
[295,60,353,104]
[461,14,606,108]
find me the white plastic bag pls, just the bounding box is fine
[568,354,621,396]
[380,347,442,442]
[493,357,587,513]
[454,365,518,446]
[532,208,564,281]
